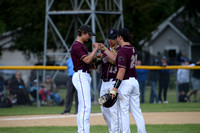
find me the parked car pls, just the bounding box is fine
[0,70,16,86]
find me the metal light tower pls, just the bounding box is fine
[43,0,124,101]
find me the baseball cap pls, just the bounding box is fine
[154,58,159,63]
[107,29,118,40]
[33,79,38,83]
[184,58,190,63]
[117,28,130,38]
[162,56,167,60]
[79,25,96,36]
[46,75,51,79]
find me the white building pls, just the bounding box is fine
[139,7,200,64]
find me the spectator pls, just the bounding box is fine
[177,59,194,102]
[61,57,78,114]
[136,60,148,103]
[149,58,159,103]
[29,79,51,106]
[0,77,12,108]
[158,56,170,104]
[8,72,32,105]
[29,79,41,102]
[188,58,200,102]
[41,75,64,106]
[0,76,5,105]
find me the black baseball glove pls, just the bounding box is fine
[98,91,118,108]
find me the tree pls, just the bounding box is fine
[0,0,46,57]
[0,0,199,56]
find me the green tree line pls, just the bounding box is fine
[0,0,199,55]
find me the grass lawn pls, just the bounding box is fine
[0,85,200,116]
[0,124,200,133]
[0,82,200,133]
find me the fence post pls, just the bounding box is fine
[176,71,178,103]
[36,70,40,108]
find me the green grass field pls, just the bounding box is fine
[0,125,200,133]
[1,86,199,116]
[0,84,200,133]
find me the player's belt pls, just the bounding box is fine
[102,78,115,82]
[124,77,136,80]
[75,70,90,73]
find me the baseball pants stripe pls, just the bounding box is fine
[73,72,91,133]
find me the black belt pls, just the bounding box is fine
[102,78,115,82]
[75,70,90,73]
[124,77,136,80]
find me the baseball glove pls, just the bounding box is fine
[98,91,118,108]
[90,56,102,69]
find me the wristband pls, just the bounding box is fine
[114,78,122,89]
[110,90,117,96]
[101,46,106,51]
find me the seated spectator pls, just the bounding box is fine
[188,58,200,102]
[39,87,51,106]
[29,79,50,105]
[8,72,32,105]
[29,79,42,101]
[0,77,12,108]
[41,75,64,106]
[0,76,5,105]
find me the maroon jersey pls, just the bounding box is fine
[71,41,91,72]
[116,45,137,79]
[101,46,121,80]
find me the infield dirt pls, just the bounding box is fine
[0,112,200,127]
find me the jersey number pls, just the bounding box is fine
[109,65,118,74]
[130,55,137,68]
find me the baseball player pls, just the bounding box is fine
[97,29,121,133]
[100,28,146,133]
[71,25,99,133]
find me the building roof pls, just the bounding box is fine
[139,6,200,47]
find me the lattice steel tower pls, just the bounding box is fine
[43,0,124,101]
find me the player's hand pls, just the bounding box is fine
[98,43,105,50]
[97,53,103,57]
[110,88,118,99]
[93,43,99,49]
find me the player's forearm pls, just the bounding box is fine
[83,48,98,64]
[116,68,126,80]
[104,48,117,62]
[111,68,125,94]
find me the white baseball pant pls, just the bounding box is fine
[72,70,91,133]
[118,77,146,133]
[100,79,120,133]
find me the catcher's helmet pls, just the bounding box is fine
[98,91,118,108]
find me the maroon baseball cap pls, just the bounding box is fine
[79,25,96,36]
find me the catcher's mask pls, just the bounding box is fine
[98,91,118,108]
